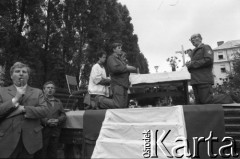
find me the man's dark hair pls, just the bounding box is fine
[111,42,122,51]
[43,81,56,89]
[96,50,107,59]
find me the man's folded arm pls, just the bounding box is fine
[23,90,50,119]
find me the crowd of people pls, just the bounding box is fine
[0,34,239,158]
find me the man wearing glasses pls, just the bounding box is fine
[186,33,236,104]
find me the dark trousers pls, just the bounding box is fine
[35,128,59,159]
[10,133,33,159]
[98,84,128,109]
[192,84,233,104]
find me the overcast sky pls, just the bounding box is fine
[118,0,240,73]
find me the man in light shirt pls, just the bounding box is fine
[85,50,110,108]
[0,62,49,158]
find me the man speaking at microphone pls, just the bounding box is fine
[0,62,50,158]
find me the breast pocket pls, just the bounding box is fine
[192,50,204,60]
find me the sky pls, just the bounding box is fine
[118,0,240,73]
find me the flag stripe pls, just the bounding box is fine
[183,104,225,159]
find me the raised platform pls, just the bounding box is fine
[223,104,240,149]
[60,104,240,158]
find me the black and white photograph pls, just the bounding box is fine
[0,0,240,158]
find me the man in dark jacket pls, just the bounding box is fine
[186,33,235,104]
[96,43,136,108]
[36,81,66,159]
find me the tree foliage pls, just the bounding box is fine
[0,0,149,88]
[226,52,240,90]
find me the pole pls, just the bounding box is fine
[181,45,185,65]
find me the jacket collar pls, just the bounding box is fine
[193,43,204,51]
[112,52,126,65]
[197,43,204,48]
[192,43,204,56]
[8,85,34,103]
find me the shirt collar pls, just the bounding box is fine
[97,62,104,68]
[14,84,27,90]
[46,96,57,101]
[197,43,203,48]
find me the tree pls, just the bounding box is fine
[0,0,46,87]
[226,51,240,90]
[0,0,149,88]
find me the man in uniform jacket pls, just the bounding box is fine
[186,33,235,104]
[0,62,50,158]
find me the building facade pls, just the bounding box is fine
[213,40,240,85]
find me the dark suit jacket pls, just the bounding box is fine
[0,85,50,158]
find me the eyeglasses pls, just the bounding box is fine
[190,36,200,41]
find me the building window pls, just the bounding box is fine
[217,51,224,60]
[218,54,224,60]
[221,67,226,73]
